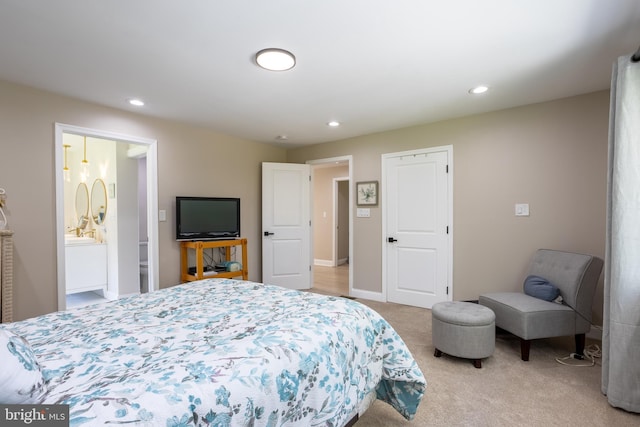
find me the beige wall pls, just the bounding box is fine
[288,91,609,325]
[312,165,349,263]
[0,78,609,327]
[0,80,286,321]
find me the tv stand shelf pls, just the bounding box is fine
[180,238,248,282]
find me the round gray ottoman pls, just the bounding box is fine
[432,301,495,368]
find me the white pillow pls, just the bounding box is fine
[0,328,47,404]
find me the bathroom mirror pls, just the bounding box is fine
[91,178,108,225]
[75,183,89,228]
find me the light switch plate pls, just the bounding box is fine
[159,210,167,222]
[515,203,530,216]
[357,208,371,218]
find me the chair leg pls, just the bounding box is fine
[574,334,586,359]
[520,339,531,361]
[473,359,482,369]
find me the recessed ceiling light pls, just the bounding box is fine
[256,48,296,71]
[469,86,489,95]
[327,121,340,127]
[128,98,145,106]
[276,135,288,141]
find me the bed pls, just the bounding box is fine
[1,279,426,426]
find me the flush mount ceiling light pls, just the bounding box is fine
[256,48,296,71]
[327,121,340,127]
[128,98,145,106]
[469,85,489,95]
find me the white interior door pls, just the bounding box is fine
[383,147,452,308]
[262,162,311,289]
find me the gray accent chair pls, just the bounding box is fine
[478,249,603,361]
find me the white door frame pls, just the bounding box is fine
[54,123,159,310]
[307,156,353,295]
[381,145,453,304]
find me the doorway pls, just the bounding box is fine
[55,123,159,311]
[308,156,352,296]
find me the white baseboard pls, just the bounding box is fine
[350,288,385,302]
[314,259,349,267]
[587,325,602,341]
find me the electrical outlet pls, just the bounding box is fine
[515,203,529,216]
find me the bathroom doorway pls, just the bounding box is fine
[55,123,159,311]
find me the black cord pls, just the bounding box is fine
[202,248,216,269]
[218,246,236,264]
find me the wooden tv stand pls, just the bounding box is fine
[180,238,248,282]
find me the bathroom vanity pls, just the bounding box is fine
[64,178,109,295]
[65,237,107,295]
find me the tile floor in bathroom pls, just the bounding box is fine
[66,291,108,309]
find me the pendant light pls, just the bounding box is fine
[63,144,71,182]
[81,136,90,181]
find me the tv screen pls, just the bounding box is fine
[176,197,240,240]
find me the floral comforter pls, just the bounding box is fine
[9,280,426,426]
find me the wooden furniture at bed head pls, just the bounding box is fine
[180,238,248,282]
[1,229,13,323]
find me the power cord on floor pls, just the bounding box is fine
[555,344,601,367]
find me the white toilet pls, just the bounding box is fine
[139,241,148,293]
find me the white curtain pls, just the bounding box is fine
[602,53,640,413]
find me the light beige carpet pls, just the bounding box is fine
[344,298,639,427]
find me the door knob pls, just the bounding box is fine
[388,237,398,243]
[264,231,275,236]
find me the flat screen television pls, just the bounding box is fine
[176,197,240,241]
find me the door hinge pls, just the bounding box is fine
[309,265,312,271]
[446,226,449,234]
[446,164,449,173]
[309,175,312,181]
[309,220,312,226]
[446,286,449,295]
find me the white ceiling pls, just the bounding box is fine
[1,1,639,147]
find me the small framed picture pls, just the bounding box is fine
[356,181,378,206]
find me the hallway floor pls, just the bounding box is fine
[312,264,349,296]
